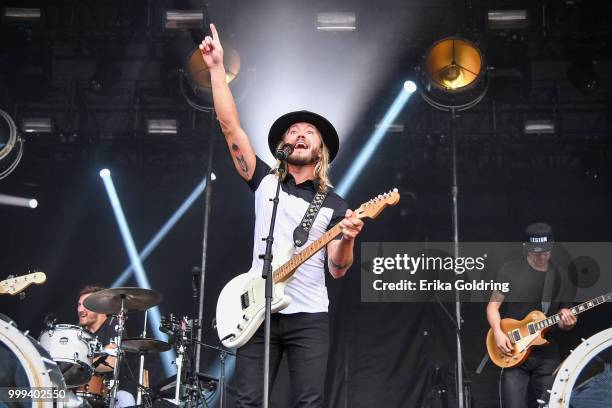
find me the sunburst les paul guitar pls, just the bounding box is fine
[486,292,612,368]
[0,271,46,296]
[215,189,400,348]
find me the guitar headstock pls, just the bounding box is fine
[354,188,400,220]
[0,271,47,296]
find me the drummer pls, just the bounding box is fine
[78,285,117,370]
[77,285,136,407]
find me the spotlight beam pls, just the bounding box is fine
[112,176,208,287]
[0,194,38,208]
[100,170,176,376]
[336,83,416,197]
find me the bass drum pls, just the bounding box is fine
[0,314,81,408]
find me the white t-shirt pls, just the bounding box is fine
[246,157,347,313]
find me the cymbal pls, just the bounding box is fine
[83,287,162,314]
[122,338,171,354]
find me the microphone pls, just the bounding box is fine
[43,313,57,328]
[275,143,294,160]
[192,267,201,299]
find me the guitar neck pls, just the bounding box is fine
[273,223,343,283]
[532,293,611,331]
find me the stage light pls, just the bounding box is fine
[147,119,177,135]
[403,80,417,93]
[336,83,416,197]
[0,109,24,180]
[417,37,488,111]
[417,36,488,408]
[21,117,52,134]
[185,46,241,95]
[101,172,176,376]
[524,119,555,135]
[487,10,528,30]
[99,168,111,178]
[164,10,204,30]
[0,194,38,209]
[316,12,357,31]
[2,7,41,25]
[112,176,209,287]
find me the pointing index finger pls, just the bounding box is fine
[210,23,219,42]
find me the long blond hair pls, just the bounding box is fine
[275,129,333,193]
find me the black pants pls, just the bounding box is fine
[233,312,329,408]
[502,350,559,408]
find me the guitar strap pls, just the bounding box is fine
[293,191,328,247]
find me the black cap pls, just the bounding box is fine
[267,111,339,162]
[524,222,554,253]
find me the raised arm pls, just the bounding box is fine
[199,24,256,181]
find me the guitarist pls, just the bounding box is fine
[486,223,577,408]
[199,24,363,407]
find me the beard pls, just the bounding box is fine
[286,147,320,166]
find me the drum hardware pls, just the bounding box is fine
[190,339,234,408]
[159,314,195,406]
[159,314,232,407]
[109,294,126,408]
[83,287,162,408]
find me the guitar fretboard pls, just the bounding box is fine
[530,293,611,332]
[272,222,343,283]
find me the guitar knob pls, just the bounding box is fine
[243,314,250,321]
[237,324,243,330]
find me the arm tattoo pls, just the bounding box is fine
[231,143,249,174]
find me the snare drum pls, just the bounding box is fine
[39,324,99,387]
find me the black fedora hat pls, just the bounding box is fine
[268,111,339,162]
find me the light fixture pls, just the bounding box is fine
[0,194,38,209]
[487,10,528,30]
[184,46,241,95]
[21,117,52,133]
[417,37,488,111]
[416,37,488,408]
[524,119,555,135]
[316,12,357,31]
[0,109,24,180]
[147,119,178,135]
[2,7,41,25]
[164,10,204,30]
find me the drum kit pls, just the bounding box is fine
[1,285,228,408]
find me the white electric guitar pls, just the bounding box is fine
[0,271,46,296]
[216,189,400,348]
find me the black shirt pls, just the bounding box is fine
[496,257,573,356]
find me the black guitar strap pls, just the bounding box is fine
[293,191,328,247]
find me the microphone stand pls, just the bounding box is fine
[261,160,285,408]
